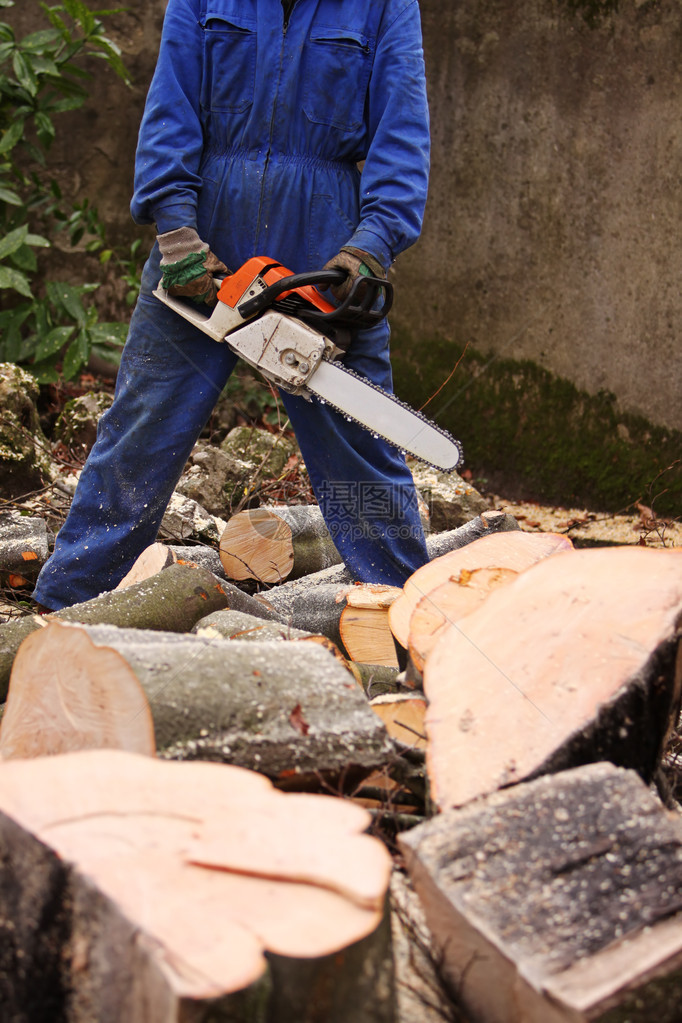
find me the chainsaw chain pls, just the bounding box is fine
[305,359,464,472]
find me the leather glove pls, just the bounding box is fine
[321,246,386,302]
[158,226,228,306]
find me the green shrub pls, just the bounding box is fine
[0,0,135,382]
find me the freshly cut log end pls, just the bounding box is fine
[0,619,156,760]
[219,505,342,584]
[408,565,519,673]
[423,546,682,809]
[220,506,295,582]
[389,529,574,649]
[340,585,402,668]
[0,749,393,1015]
[400,762,682,1023]
[369,694,428,751]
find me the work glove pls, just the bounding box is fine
[321,246,386,302]
[158,226,228,306]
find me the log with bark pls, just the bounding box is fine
[116,541,284,621]
[400,762,682,1023]
[0,561,232,702]
[389,529,574,652]
[423,545,682,809]
[0,620,394,781]
[0,748,394,1022]
[220,505,342,584]
[192,607,353,675]
[0,510,50,585]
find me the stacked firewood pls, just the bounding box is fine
[1,477,682,1022]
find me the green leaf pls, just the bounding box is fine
[33,324,75,361]
[0,225,28,259]
[89,320,127,348]
[46,280,88,324]
[62,328,90,379]
[20,28,61,53]
[29,355,60,384]
[0,265,32,296]
[25,232,50,248]
[12,50,38,96]
[0,119,24,154]
[0,185,21,205]
[9,244,37,273]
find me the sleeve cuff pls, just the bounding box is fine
[343,227,392,272]
[151,203,199,236]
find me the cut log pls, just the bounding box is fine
[220,504,341,584]
[0,561,231,703]
[400,762,682,1023]
[0,749,394,1021]
[0,511,50,581]
[339,585,402,667]
[115,540,175,587]
[0,621,155,760]
[408,566,519,672]
[192,607,353,677]
[369,694,428,752]
[350,663,403,699]
[389,529,573,650]
[423,546,682,809]
[116,542,284,621]
[424,509,519,561]
[256,575,351,649]
[1,620,394,779]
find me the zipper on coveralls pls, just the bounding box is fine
[254,2,296,243]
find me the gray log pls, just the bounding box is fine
[400,762,682,1023]
[0,511,50,580]
[0,562,231,702]
[55,624,394,778]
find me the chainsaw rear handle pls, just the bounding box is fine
[237,268,393,326]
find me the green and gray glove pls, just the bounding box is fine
[321,246,386,302]
[158,226,228,306]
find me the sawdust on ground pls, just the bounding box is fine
[488,495,682,549]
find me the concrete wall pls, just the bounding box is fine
[395,0,682,434]
[7,0,682,439]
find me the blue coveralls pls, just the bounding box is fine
[33,0,432,610]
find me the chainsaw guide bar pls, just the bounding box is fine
[154,257,463,473]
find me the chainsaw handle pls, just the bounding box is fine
[237,268,393,326]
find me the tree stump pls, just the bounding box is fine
[0,749,394,1022]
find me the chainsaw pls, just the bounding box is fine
[154,256,463,472]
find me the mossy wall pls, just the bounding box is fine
[392,329,682,517]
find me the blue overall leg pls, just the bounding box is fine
[33,248,238,610]
[280,319,428,586]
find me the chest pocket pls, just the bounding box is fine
[200,9,257,113]
[303,27,372,132]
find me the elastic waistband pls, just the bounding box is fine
[202,144,357,173]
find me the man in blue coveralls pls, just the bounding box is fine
[33,0,432,611]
